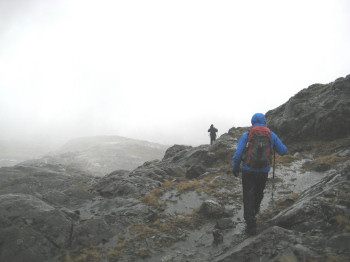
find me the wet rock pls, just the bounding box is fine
[337,149,350,157]
[216,218,234,230]
[327,233,350,249]
[266,74,350,143]
[186,165,206,179]
[72,218,114,247]
[94,169,161,198]
[0,164,96,208]
[212,229,223,245]
[302,160,331,172]
[198,200,226,218]
[0,194,72,262]
[292,244,317,261]
[213,226,302,262]
[272,248,298,262]
[163,145,192,160]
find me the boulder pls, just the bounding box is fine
[0,194,72,262]
[198,200,226,218]
[163,145,192,160]
[266,75,350,143]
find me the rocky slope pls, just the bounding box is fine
[0,75,349,262]
[266,74,350,144]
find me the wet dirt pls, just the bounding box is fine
[144,159,331,262]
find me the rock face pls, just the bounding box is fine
[266,75,350,143]
[0,194,72,262]
[215,161,350,262]
[0,75,350,261]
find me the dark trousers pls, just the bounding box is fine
[210,135,216,144]
[242,170,268,227]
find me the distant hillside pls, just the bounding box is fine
[0,139,59,167]
[22,136,169,176]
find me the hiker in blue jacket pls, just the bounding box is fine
[232,113,287,235]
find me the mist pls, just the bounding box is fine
[1,0,350,150]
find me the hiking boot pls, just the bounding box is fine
[246,225,257,235]
[245,221,257,236]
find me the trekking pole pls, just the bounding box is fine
[273,149,276,180]
[271,149,276,205]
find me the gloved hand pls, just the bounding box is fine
[233,169,239,177]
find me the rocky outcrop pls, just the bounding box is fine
[0,194,72,262]
[215,160,350,262]
[266,75,350,143]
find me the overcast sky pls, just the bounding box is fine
[0,0,349,146]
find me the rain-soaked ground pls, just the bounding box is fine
[144,159,330,262]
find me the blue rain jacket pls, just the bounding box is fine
[232,113,287,173]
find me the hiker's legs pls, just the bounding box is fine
[242,171,256,230]
[254,172,268,215]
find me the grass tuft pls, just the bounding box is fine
[141,188,166,206]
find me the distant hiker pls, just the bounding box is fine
[232,113,287,235]
[208,124,218,144]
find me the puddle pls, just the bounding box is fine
[162,191,204,215]
[273,160,329,194]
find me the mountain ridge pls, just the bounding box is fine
[21,135,169,176]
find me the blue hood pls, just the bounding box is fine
[251,113,266,127]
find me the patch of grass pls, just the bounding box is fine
[177,180,200,193]
[169,211,201,229]
[275,154,300,166]
[72,182,93,191]
[326,256,346,262]
[333,215,350,232]
[315,156,348,165]
[112,211,201,258]
[106,239,129,260]
[141,188,166,206]
[153,219,179,235]
[137,249,151,259]
[258,208,273,222]
[338,193,350,200]
[161,172,238,205]
[130,224,157,238]
[200,173,223,182]
[268,176,283,184]
[302,137,350,157]
[277,193,300,208]
[63,247,102,262]
[258,193,301,223]
[162,180,178,190]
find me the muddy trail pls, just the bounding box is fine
[142,157,331,262]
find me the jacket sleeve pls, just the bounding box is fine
[271,131,287,156]
[232,132,249,171]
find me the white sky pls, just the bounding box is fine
[0,0,349,146]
